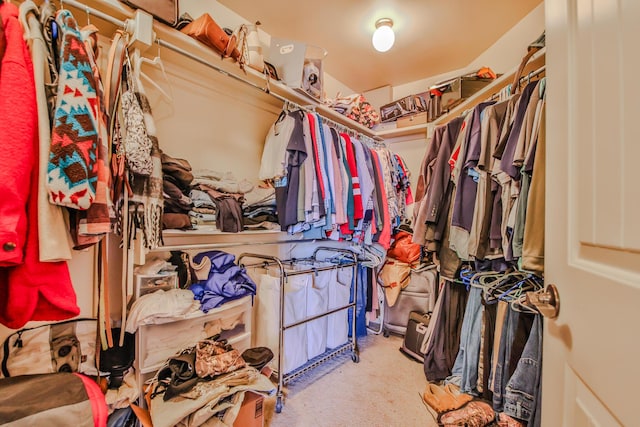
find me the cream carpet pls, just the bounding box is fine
[263,333,438,427]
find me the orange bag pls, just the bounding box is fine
[386,230,421,265]
[181,14,241,60]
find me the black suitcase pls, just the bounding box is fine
[400,311,432,362]
[383,265,437,336]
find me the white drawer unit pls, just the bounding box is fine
[133,295,253,404]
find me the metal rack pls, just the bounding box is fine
[238,247,359,413]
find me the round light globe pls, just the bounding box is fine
[372,23,395,52]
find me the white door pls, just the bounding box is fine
[544,0,640,425]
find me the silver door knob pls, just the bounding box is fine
[525,283,560,319]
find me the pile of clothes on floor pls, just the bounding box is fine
[161,152,279,232]
[148,339,275,427]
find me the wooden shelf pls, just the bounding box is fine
[162,227,283,237]
[376,122,430,143]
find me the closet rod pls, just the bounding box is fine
[149,237,318,252]
[241,259,355,276]
[520,65,545,84]
[63,0,125,28]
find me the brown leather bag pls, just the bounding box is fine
[181,14,241,60]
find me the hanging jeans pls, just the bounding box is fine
[348,265,368,338]
[491,306,535,412]
[445,286,484,395]
[504,314,543,426]
[491,304,519,412]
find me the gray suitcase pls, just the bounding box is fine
[383,265,437,337]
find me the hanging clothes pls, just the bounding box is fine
[19,0,73,262]
[47,9,101,211]
[263,106,412,247]
[0,1,78,329]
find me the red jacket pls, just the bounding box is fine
[0,2,35,266]
[0,3,79,329]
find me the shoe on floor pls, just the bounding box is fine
[438,399,495,427]
[444,383,474,408]
[422,383,460,414]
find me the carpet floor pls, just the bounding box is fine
[263,333,438,427]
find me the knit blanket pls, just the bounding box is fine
[47,9,99,210]
[70,24,114,249]
[127,68,163,250]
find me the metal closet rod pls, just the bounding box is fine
[241,259,356,276]
[150,237,318,252]
[62,0,378,142]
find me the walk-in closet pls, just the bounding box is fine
[1,0,639,426]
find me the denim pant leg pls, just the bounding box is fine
[459,287,484,394]
[492,305,520,412]
[444,287,483,392]
[504,314,543,426]
[445,288,473,385]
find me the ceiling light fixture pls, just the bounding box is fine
[372,18,395,52]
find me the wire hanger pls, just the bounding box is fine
[135,39,174,103]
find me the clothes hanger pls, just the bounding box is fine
[481,270,527,303]
[493,273,543,303]
[135,39,174,103]
[510,293,540,314]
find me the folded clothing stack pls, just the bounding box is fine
[191,170,253,233]
[162,153,194,230]
[242,185,279,231]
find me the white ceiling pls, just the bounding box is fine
[218,0,543,93]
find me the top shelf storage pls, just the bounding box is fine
[67,1,544,144]
[68,0,378,138]
[378,49,546,141]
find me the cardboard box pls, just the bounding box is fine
[234,391,264,427]
[372,121,398,132]
[397,112,427,128]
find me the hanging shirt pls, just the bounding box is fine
[307,114,326,204]
[339,133,355,235]
[302,113,319,222]
[341,133,364,220]
[275,110,306,230]
[351,138,375,233]
[369,149,391,249]
[259,111,296,180]
[450,101,495,260]
[329,129,347,226]
[413,125,447,246]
